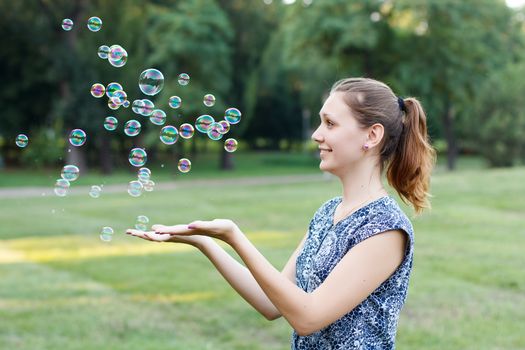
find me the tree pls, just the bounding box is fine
[145,0,234,169]
[393,0,525,169]
[467,62,525,167]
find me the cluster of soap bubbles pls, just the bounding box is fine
[54,165,80,197]
[91,82,130,112]
[61,16,102,32]
[127,167,155,197]
[97,44,128,67]
[20,16,245,242]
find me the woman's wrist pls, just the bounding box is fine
[195,236,215,251]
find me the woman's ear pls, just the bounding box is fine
[366,123,384,149]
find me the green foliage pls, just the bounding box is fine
[393,0,525,148]
[146,0,234,119]
[19,127,65,169]
[467,62,525,167]
[2,0,525,170]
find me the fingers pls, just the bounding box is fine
[127,229,166,242]
[126,229,152,240]
[152,224,194,235]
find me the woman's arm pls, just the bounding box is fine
[198,231,308,321]
[155,220,406,336]
[229,227,407,336]
[128,226,308,321]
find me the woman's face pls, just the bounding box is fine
[311,92,369,176]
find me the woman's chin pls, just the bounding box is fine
[319,161,332,173]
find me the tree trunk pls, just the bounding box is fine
[99,135,112,175]
[66,146,87,174]
[442,102,458,170]
[220,147,234,170]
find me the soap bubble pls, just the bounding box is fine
[104,116,118,131]
[90,83,105,98]
[108,45,127,67]
[135,215,149,231]
[179,123,195,139]
[160,125,179,145]
[203,94,216,107]
[195,115,215,133]
[178,158,191,173]
[100,226,114,242]
[143,180,155,192]
[54,178,70,197]
[89,185,102,198]
[124,120,141,137]
[122,100,130,108]
[69,129,87,146]
[127,180,143,197]
[149,109,166,126]
[207,122,223,141]
[178,73,190,86]
[62,19,73,31]
[169,96,182,109]
[137,167,151,182]
[224,138,238,153]
[225,107,241,124]
[139,69,164,96]
[107,99,119,110]
[111,90,127,105]
[61,165,80,181]
[106,82,123,98]
[129,148,147,167]
[15,134,28,148]
[98,45,110,59]
[141,99,155,116]
[87,16,102,32]
[132,99,145,114]
[87,17,102,32]
[218,120,230,134]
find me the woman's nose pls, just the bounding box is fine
[311,126,323,143]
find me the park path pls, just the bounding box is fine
[0,173,334,199]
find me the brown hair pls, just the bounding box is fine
[331,77,436,214]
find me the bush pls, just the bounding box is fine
[20,127,64,168]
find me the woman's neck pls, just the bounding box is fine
[338,162,387,207]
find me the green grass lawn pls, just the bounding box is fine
[0,151,321,188]
[0,159,524,349]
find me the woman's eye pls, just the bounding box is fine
[326,120,334,127]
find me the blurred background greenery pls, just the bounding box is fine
[1,1,525,349]
[1,0,525,179]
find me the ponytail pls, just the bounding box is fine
[386,97,436,215]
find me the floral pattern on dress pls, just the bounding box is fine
[292,196,414,350]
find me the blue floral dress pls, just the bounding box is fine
[292,196,414,350]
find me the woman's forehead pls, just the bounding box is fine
[320,92,354,118]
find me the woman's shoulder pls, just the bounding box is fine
[364,196,414,235]
[317,196,341,214]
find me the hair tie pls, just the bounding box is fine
[397,96,406,112]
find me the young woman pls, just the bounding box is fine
[127,77,435,349]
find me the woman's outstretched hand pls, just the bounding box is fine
[153,219,241,245]
[126,225,213,248]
